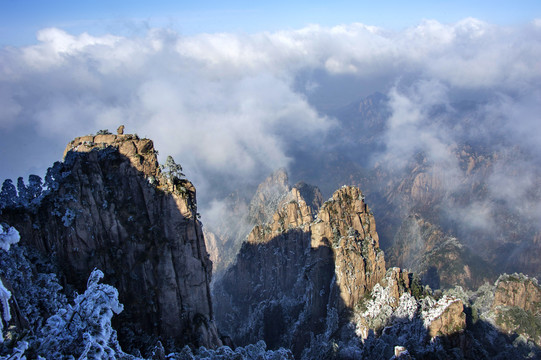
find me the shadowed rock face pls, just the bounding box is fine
[214,185,385,356]
[1,134,221,350]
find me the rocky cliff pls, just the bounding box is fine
[0,132,221,350]
[488,273,541,345]
[204,169,323,277]
[213,185,386,356]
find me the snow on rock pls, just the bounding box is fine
[0,223,20,252]
[354,268,466,342]
[421,295,466,337]
[354,269,419,339]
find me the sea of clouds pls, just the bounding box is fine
[1,18,540,228]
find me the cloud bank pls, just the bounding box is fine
[1,18,540,217]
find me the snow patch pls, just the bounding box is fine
[0,224,20,252]
[421,295,460,328]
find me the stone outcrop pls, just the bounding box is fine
[205,169,323,277]
[488,273,541,345]
[424,297,466,338]
[1,133,221,350]
[492,274,541,313]
[312,186,385,310]
[352,267,467,358]
[214,185,385,356]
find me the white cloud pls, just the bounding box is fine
[0,19,540,212]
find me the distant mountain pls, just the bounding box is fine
[213,181,541,359]
[283,92,541,289]
[1,130,541,359]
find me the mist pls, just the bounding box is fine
[1,19,540,249]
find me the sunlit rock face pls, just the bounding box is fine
[213,185,385,356]
[489,273,541,345]
[1,133,221,350]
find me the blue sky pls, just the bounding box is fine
[1,0,540,46]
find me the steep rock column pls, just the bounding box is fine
[311,186,386,313]
[2,133,221,350]
[214,185,387,355]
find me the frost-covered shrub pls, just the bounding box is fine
[38,269,129,359]
[61,208,76,227]
[0,224,19,252]
[167,340,293,360]
[0,224,20,344]
[354,283,396,338]
[0,279,10,344]
[0,242,66,332]
[0,175,44,212]
[0,180,17,210]
[44,162,63,192]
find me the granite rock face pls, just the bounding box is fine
[424,298,466,338]
[204,169,324,277]
[214,185,385,356]
[2,133,221,349]
[312,186,385,311]
[489,273,541,345]
[247,168,291,226]
[493,274,541,313]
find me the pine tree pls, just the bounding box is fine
[27,175,43,205]
[16,177,28,207]
[162,155,184,180]
[0,179,17,209]
[38,269,128,359]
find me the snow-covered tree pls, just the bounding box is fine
[27,175,43,205]
[0,224,20,344]
[0,180,17,210]
[16,178,28,207]
[38,269,128,359]
[44,162,62,192]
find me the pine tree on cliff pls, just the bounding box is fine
[0,179,17,209]
[162,155,185,181]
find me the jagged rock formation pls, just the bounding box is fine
[247,168,291,226]
[205,169,323,277]
[0,133,221,350]
[312,186,385,311]
[388,214,493,290]
[214,185,385,356]
[204,169,293,276]
[353,267,466,345]
[214,182,532,358]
